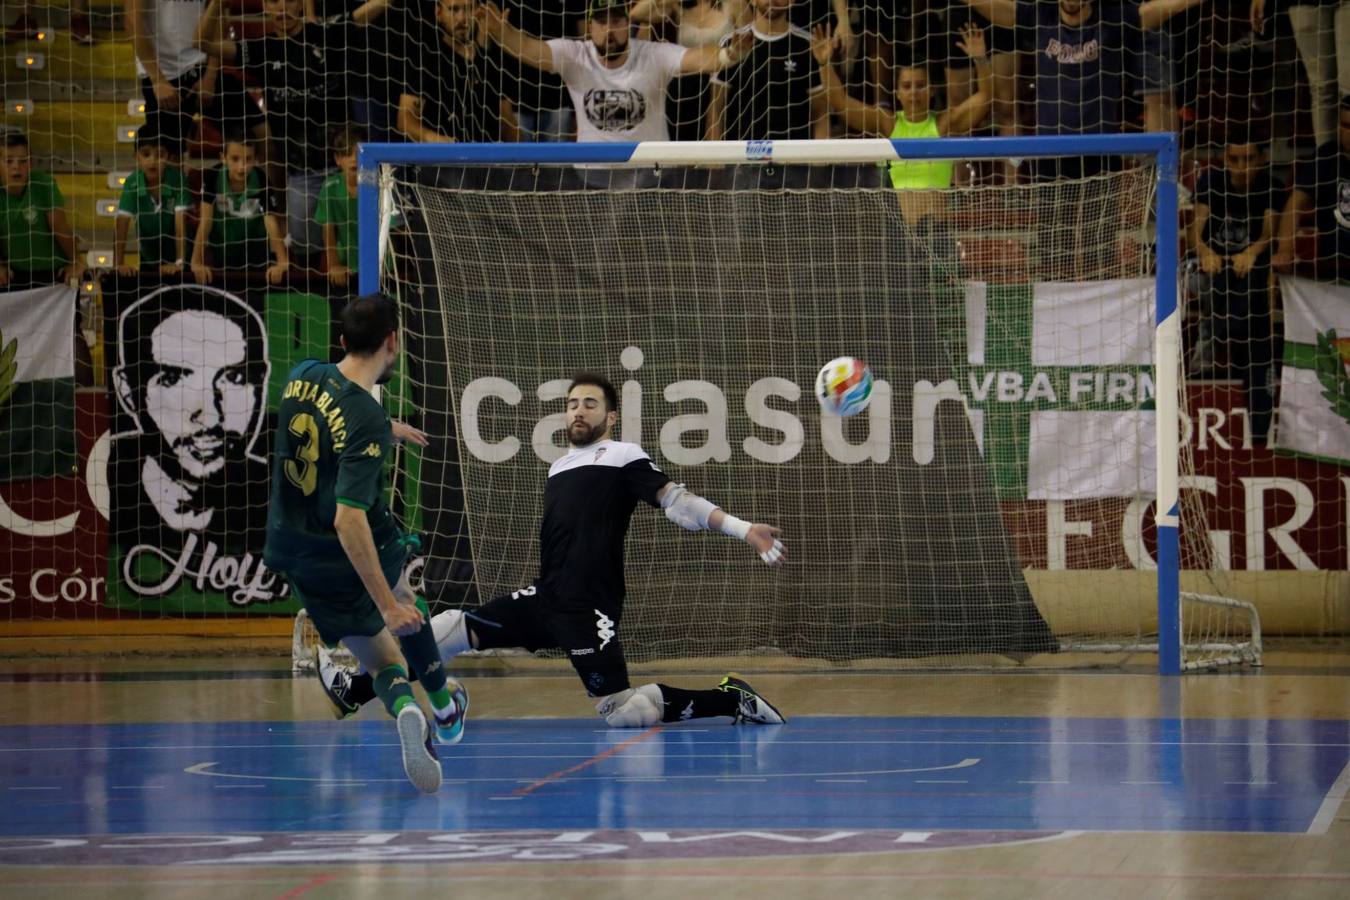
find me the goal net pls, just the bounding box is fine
[328,136,1261,673]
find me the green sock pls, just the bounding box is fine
[400,596,451,713]
[372,664,415,717]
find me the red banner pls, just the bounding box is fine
[1005,382,1349,571]
[0,391,109,617]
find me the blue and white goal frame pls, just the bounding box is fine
[356,134,1186,675]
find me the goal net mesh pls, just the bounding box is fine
[369,158,1255,668]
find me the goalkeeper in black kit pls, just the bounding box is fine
[317,372,788,729]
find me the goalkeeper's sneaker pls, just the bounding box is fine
[719,675,786,725]
[396,704,442,794]
[434,678,470,745]
[314,645,360,720]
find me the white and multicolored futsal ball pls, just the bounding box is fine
[815,357,874,417]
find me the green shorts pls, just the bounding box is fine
[287,551,408,647]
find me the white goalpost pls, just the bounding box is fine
[289,135,1264,676]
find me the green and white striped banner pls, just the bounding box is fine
[962,279,1157,501]
[0,285,77,482]
[1273,277,1350,464]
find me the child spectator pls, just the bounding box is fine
[1190,131,1282,443]
[191,133,290,285]
[315,125,363,288]
[0,133,83,288]
[115,125,190,277]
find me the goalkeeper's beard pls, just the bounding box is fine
[568,419,608,447]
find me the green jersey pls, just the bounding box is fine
[314,172,357,271]
[263,359,404,583]
[203,165,271,269]
[118,167,191,265]
[0,171,67,273]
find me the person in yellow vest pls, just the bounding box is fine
[812,22,990,225]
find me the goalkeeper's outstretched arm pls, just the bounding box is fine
[656,483,785,566]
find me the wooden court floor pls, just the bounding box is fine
[1,648,1348,900]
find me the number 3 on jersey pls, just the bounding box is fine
[284,413,320,496]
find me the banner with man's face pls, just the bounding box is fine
[105,281,290,612]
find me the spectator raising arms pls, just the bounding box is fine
[961,0,1204,177]
[399,0,520,144]
[812,22,989,221]
[706,0,829,145]
[478,0,752,187]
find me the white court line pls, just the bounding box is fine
[716,778,767,782]
[211,784,267,789]
[1019,780,1068,784]
[183,757,982,785]
[7,738,1345,753]
[1307,758,1350,835]
[915,779,968,784]
[7,786,59,791]
[1122,781,1172,785]
[108,785,165,790]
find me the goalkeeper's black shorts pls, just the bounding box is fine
[468,586,631,697]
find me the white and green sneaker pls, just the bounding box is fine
[396,705,442,793]
[434,678,470,745]
[719,675,786,725]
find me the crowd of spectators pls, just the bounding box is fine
[2,0,1348,435]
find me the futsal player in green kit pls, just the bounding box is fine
[264,293,466,794]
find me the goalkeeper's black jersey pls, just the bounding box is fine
[538,439,669,613]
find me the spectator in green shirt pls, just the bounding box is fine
[0,133,83,288]
[316,125,363,289]
[190,132,291,286]
[115,125,191,277]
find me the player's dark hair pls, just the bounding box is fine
[4,132,29,151]
[134,123,167,152]
[220,126,254,152]
[332,123,368,158]
[340,293,400,356]
[568,372,618,412]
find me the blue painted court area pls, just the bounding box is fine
[1,717,1346,837]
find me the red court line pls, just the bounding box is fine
[273,873,335,899]
[510,726,665,797]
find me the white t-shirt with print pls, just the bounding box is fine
[547,37,687,143]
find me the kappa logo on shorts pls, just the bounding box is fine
[595,610,616,650]
[361,443,381,458]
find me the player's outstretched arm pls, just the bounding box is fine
[657,483,786,566]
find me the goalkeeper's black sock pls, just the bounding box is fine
[372,664,415,717]
[655,684,739,722]
[399,596,452,714]
[346,671,377,707]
